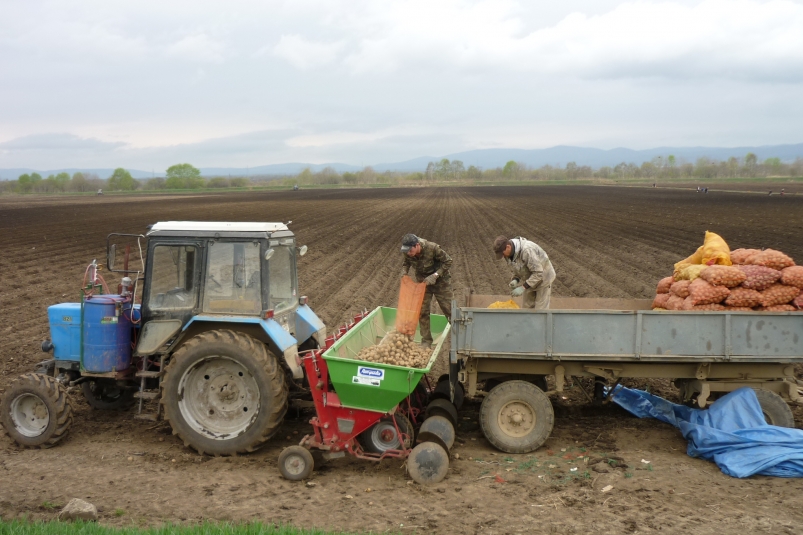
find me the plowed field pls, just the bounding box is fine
[2,187,803,534]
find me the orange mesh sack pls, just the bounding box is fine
[656,276,673,294]
[670,280,691,298]
[699,265,746,288]
[652,293,670,309]
[794,293,803,309]
[688,278,730,305]
[780,266,803,288]
[701,231,732,266]
[756,304,796,312]
[737,265,781,291]
[730,248,761,265]
[749,249,795,270]
[759,284,800,307]
[395,275,427,335]
[665,295,685,310]
[682,297,725,311]
[724,288,762,308]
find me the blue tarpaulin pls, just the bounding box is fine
[610,386,803,478]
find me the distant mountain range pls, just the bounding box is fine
[2,143,802,180]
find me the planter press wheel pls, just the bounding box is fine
[0,373,73,448]
[480,380,554,454]
[407,441,449,485]
[279,445,314,481]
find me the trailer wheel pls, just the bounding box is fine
[81,379,134,410]
[279,446,314,481]
[359,413,414,454]
[161,329,288,456]
[480,380,554,454]
[0,373,73,448]
[753,389,795,428]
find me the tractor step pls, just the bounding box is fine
[133,391,159,400]
[134,413,159,421]
[136,370,162,378]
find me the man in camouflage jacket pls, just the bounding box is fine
[401,234,453,347]
[493,235,555,309]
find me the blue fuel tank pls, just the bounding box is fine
[82,295,133,373]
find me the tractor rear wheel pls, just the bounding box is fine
[161,329,288,456]
[0,373,73,448]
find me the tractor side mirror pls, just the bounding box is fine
[297,245,308,257]
[107,244,116,270]
[265,248,275,261]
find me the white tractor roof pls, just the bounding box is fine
[150,221,289,232]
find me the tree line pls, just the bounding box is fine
[0,163,251,194]
[279,153,803,186]
[3,153,802,194]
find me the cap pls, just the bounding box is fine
[401,233,419,253]
[493,236,509,259]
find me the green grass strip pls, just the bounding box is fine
[0,521,372,535]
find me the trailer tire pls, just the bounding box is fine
[0,373,73,448]
[480,380,553,454]
[753,389,795,428]
[161,329,288,456]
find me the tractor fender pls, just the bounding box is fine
[180,316,304,379]
[295,305,326,347]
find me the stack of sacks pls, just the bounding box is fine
[652,234,802,311]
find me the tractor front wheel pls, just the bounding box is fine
[0,373,73,448]
[161,330,288,456]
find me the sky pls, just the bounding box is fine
[1,0,803,171]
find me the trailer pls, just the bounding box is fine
[449,292,803,453]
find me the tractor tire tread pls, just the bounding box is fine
[161,329,288,456]
[0,373,73,448]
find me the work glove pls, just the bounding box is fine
[423,273,439,286]
[509,278,521,289]
[511,285,525,297]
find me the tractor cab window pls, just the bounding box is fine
[269,239,297,314]
[148,245,198,311]
[203,241,262,315]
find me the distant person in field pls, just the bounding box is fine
[400,234,453,349]
[493,236,555,310]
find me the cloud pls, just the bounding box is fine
[270,34,345,69]
[165,33,226,63]
[268,0,803,81]
[0,133,126,152]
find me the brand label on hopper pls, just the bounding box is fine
[358,367,384,380]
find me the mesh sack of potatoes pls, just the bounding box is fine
[688,278,730,305]
[353,331,432,368]
[675,264,708,282]
[665,295,685,311]
[724,287,762,308]
[699,265,746,288]
[656,276,674,294]
[755,304,797,312]
[758,284,800,307]
[794,293,803,309]
[682,297,725,311]
[669,280,692,298]
[673,246,703,274]
[652,293,671,309]
[748,249,795,270]
[730,248,761,265]
[737,265,782,291]
[724,306,753,311]
[780,266,803,288]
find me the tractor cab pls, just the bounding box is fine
[110,221,324,379]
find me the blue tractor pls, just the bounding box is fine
[0,221,326,455]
